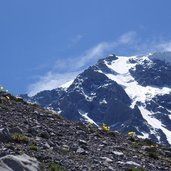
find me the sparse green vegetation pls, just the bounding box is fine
[148,152,158,159]
[48,163,66,171]
[29,142,38,151]
[15,97,24,103]
[109,130,116,137]
[11,133,29,143]
[129,167,147,171]
[129,136,136,142]
[0,103,9,110]
[143,138,155,146]
[131,143,140,148]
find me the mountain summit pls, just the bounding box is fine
[22,52,171,147]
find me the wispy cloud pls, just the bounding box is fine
[54,31,137,72]
[28,71,78,96]
[157,42,171,51]
[118,31,137,44]
[28,31,171,95]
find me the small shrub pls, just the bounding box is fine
[48,163,66,171]
[109,131,116,137]
[15,97,24,103]
[129,136,136,142]
[11,133,29,143]
[129,167,147,171]
[29,142,38,151]
[143,138,155,146]
[131,143,140,148]
[148,152,158,159]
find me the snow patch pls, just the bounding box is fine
[99,98,107,104]
[137,132,149,139]
[169,115,171,120]
[61,80,74,89]
[78,110,98,126]
[139,106,171,144]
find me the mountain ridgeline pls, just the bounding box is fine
[21,52,171,147]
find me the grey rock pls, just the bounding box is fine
[76,147,87,154]
[40,131,50,139]
[100,157,113,163]
[125,161,141,167]
[165,150,171,157]
[62,145,70,151]
[0,154,40,171]
[0,128,11,142]
[78,139,88,145]
[112,151,124,156]
[9,127,23,134]
[106,166,115,171]
[27,127,38,136]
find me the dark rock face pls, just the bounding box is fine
[45,67,151,137]
[153,94,171,110]
[34,88,65,107]
[56,67,132,124]
[129,57,171,87]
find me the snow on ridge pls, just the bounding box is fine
[61,80,74,89]
[78,110,98,126]
[104,56,171,107]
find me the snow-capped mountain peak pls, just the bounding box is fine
[21,52,171,146]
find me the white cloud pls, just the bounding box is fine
[54,31,137,72]
[118,31,137,44]
[28,31,171,95]
[54,42,113,72]
[28,71,79,96]
[157,42,171,51]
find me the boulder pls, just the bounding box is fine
[0,154,40,171]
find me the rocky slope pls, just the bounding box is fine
[1,91,171,170]
[21,52,171,147]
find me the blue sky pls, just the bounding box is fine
[1,0,171,95]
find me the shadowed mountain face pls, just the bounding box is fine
[21,53,171,146]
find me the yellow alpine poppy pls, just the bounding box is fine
[6,96,10,100]
[128,131,136,136]
[102,123,110,131]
